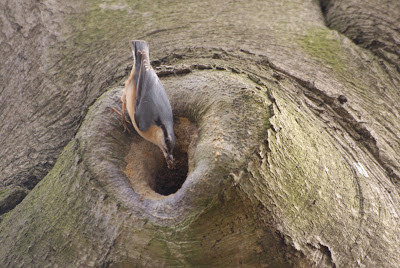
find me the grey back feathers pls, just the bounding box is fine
[130,40,174,141]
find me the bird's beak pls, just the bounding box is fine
[166,153,175,169]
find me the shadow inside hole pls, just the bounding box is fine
[152,149,189,196]
[123,117,198,199]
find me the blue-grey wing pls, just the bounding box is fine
[134,70,173,132]
[131,41,173,132]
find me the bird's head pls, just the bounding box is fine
[156,124,175,169]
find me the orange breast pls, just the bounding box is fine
[125,81,162,146]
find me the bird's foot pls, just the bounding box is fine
[110,107,132,133]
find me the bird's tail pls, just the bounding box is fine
[129,40,149,77]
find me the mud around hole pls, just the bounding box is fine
[123,117,198,200]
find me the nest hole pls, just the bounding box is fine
[152,148,189,195]
[123,117,198,200]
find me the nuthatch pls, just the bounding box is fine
[120,40,175,168]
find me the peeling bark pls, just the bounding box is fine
[320,0,400,72]
[1,0,400,267]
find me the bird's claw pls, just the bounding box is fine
[110,107,131,133]
[122,120,131,133]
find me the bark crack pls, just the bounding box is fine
[318,0,400,73]
[307,242,336,268]
[257,57,399,181]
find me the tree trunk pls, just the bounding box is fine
[1,0,399,266]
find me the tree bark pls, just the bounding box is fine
[1,0,399,267]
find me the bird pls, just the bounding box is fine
[120,40,175,168]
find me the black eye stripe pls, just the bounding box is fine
[156,120,171,148]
